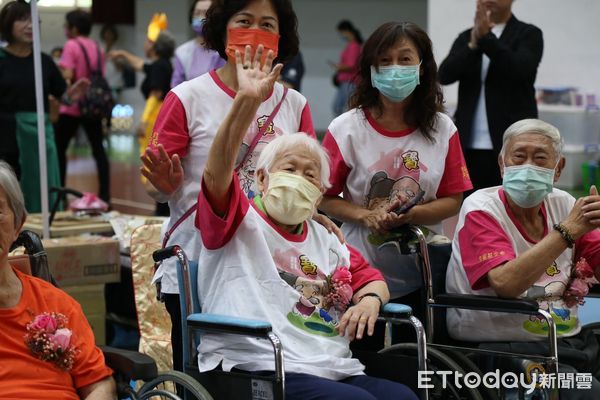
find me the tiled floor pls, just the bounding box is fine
[65,134,154,215]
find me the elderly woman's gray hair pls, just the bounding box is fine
[255,133,332,189]
[500,119,564,158]
[0,161,26,227]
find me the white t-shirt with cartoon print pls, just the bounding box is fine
[150,70,315,294]
[323,109,472,298]
[446,187,600,342]
[195,175,384,380]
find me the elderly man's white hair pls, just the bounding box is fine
[255,133,331,189]
[500,119,564,158]
[0,161,26,227]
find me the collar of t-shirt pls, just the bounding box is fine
[253,195,304,234]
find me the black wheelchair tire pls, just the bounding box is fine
[438,347,501,400]
[379,343,485,400]
[138,370,214,400]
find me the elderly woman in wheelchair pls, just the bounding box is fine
[446,119,600,398]
[187,45,418,400]
[0,161,116,399]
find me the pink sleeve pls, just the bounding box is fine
[436,131,473,198]
[59,40,77,71]
[458,210,515,290]
[150,91,190,158]
[299,103,316,138]
[196,174,250,250]
[322,131,350,196]
[348,244,385,292]
[576,229,600,272]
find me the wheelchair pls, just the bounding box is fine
[152,244,430,400]
[9,230,211,400]
[376,225,577,400]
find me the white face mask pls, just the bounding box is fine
[262,171,322,226]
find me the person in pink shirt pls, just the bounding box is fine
[55,9,110,203]
[330,20,362,117]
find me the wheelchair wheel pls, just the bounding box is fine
[379,343,485,400]
[138,370,214,400]
[438,348,500,400]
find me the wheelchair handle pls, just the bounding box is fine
[152,246,181,263]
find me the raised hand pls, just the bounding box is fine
[140,144,184,196]
[470,0,494,47]
[235,44,283,100]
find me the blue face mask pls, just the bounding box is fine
[370,63,420,103]
[191,17,205,35]
[502,164,555,208]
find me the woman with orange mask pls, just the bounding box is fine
[139,0,339,375]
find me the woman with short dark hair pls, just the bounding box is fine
[319,21,473,348]
[0,0,87,212]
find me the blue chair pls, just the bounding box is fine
[152,245,430,400]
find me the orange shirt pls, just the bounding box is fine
[0,267,113,400]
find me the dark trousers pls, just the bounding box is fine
[55,114,110,202]
[464,148,502,194]
[164,293,183,373]
[286,372,418,400]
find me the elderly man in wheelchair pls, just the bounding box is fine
[446,119,600,399]
[0,160,117,399]
[171,45,419,400]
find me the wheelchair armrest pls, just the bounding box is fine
[187,313,272,337]
[433,293,540,315]
[101,346,158,382]
[381,303,412,318]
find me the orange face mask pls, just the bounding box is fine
[226,27,280,65]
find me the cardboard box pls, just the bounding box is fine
[23,211,114,238]
[42,236,121,286]
[63,284,106,345]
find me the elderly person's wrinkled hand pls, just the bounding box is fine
[562,185,600,240]
[235,45,283,101]
[312,213,345,243]
[337,295,380,341]
[140,144,184,196]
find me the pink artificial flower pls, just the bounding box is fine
[31,314,58,333]
[337,284,353,305]
[331,267,352,285]
[566,278,589,298]
[575,258,594,280]
[49,328,72,351]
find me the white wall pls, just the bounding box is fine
[428,0,600,109]
[295,0,428,132]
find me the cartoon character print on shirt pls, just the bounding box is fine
[234,114,280,198]
[364,149,430,245]
[522,269,578,336]
[274,248,352,337]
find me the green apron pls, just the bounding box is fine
[14,112,61,213]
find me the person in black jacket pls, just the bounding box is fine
[439,0,543,191]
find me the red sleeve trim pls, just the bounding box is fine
[458,210,515,290]
[150,91,190,158]
[436,131,473,198]
[576,229,600,271]
[347,244,384,292]
[299,102,316,138]
[196,174,250,250]
[322,131,351,196]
